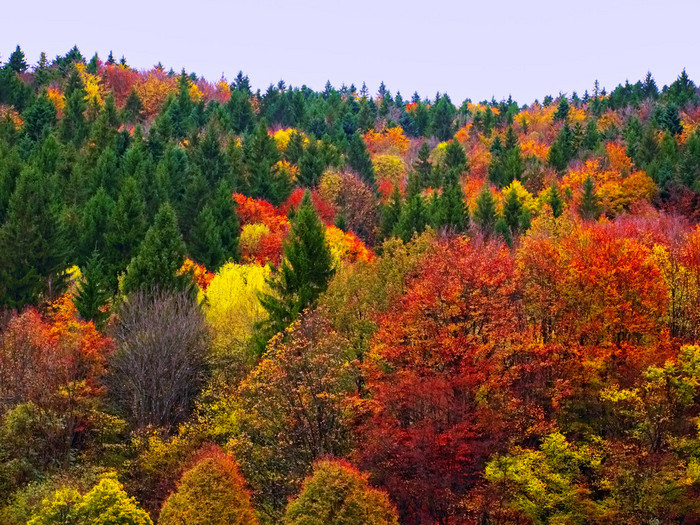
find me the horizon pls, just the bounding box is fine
[3,0,698,105]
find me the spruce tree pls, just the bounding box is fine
[298,139,326,187]
[257,191,334,352]
[189,204,225,270]
[548,123,576,172]
[553,96,570,122]
[503,187,524,233]
[121,202,189,295]
[578,176,602,220]
[381,186,403,239]
[74,251,111,327]
[0,167,68,309]
[472,185,497,237]
[395,193,429,242]
[548,182,564,218]
[413,141,432,188]
[7,45,28,73]
[347,132,376,188]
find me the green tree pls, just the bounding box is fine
[121,202,189,295]
[553,96,570,122]
[7,45,28,73]
[0,167,67,309]
[430,95,456,141]
[472,185,497,236]
[189,204,226,271]
[548,182,564,218]
[578,176,602,220]
[257,191,334,349]
[347,132,376,188]
[28,473,153,525]
[284,460,399,525]
[74,251,111,328]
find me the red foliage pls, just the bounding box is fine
[355,239,519,524]
[102,64,140,107]
[280,188,337,224]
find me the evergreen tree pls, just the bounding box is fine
[7,45,28,73]
[548,182,564,218]
[472,185,497,236]
[211,179,240,263]
[578,176,602,220]
[23,94,57,142]
[495,216,513,247]
[548,123,575,172]
[74,251,111,328]
[284,130,305,165]
[60,71,88,145]
[443,139,468,172]
[430,95,456,141]
[413,141,432,188]
[189,204,226,271]
[0,167,67,309]
[79,187,115,263]
[553,96,570,122]
[347,132,376,188]
[503,187,524,233]
[105,177,147,289]
[121,202,190,295]
[395,193,429,242]
[381,186,403,239]
[298,139,326,187]
[123,89,144,123]
[257,191,334,352]
[244,120,290,205]
[583,119,600,151]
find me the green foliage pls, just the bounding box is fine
[257,191,334,349]
[74,251,111,327]
[28,473,152,525]
[472,185,497,236]
[121,202,189,295]
[284,460,399,525]
[578,176,602,221]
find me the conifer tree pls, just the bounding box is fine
[189,204,226,271]
[473,185,497,236]
[381,186,403,239]
[413,141,433,188]
[347,132,376,189]
[395,193,429,242]
[7,45,28,73]
[553,96,570,122]
[0,167,67,308]
[503,187,524,233]
[548,182,564,218]
[121,202,189,295]
[74,251,111,328]
[257,191,334,351]
[578,176,602,220]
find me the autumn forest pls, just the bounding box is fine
[1,44,700,524]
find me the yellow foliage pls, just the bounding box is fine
[273,128,308,152]
[0,105,23,130]
[274,159,298,182]
[372,154,406,186]
[46,88,66,113]
[240,223,271,255]
[597,110,623,134]
[502,181,537,212]
[75,62,104,106]
[318,170,343,204]
[520,139,550,161]
[202,263,271,360]
[364,127,410,156]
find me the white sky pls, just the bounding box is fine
[3,0,698,104]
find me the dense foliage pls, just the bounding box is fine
[1,45,700,524]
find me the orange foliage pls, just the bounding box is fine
[606,142,633,176]
[135,69,176,118]
[102,64,140,106]
[233,193,289,231]
[179,258,214,291]
[280,188,337,224]
[325,225,374,264]
[363,127,410,157]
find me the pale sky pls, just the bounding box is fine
[3,0,698,104]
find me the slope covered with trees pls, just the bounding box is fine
[1,44,700,524]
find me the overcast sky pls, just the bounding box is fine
[3,0,698,104]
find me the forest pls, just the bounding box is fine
[0,44,700,524]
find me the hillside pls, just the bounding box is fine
[1,45,700,524]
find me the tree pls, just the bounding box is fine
[109,289,210,429]
[284,460,399,525]
[548,182,564,218]
[553,96,570,122]
[257,191,334,348]
[356,239,518,523]
[473,185,498,236]
[7,45,28,74]
[121,202,189,296]
[578,176,601,221]
[430,95,455,141]
[0,167,67,309]
[159,448,257,525]
[28,473,152,525]
[73,251,111,328]
[229,309,357,516]
[347,132,376,188]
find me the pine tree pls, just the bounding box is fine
[189,204,225,271]
[60,71,88,145]
[0,167,68,309]
[381,186,403,239]
[548,182,564,218]
[395,193,429,242]
[548,123,575,172]
[503,187,523,233]
[298,139,326,187]
[347,132,376,189]
[74,251,111,328]
[413,141,432,188]
[431,95,456,141]
[257,191,334,352]
[553,96,570,122]
[7,45,28,73]
[121,202,190,295]
[472,185,497,236]
[578,176,602,220]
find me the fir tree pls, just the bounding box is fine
[548,182,564,218]
[347,132,376,189]
[472,185,497,237]
[578,176,602,220]
[0,167,68,309]
[74,251,111,327]
[189,204,225,271]
[121,202,189,295]
[257,191,334,352]
[381,186,403,239]
[7,45,28,73]
[503,187,524,233]
[553,96,570,122]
